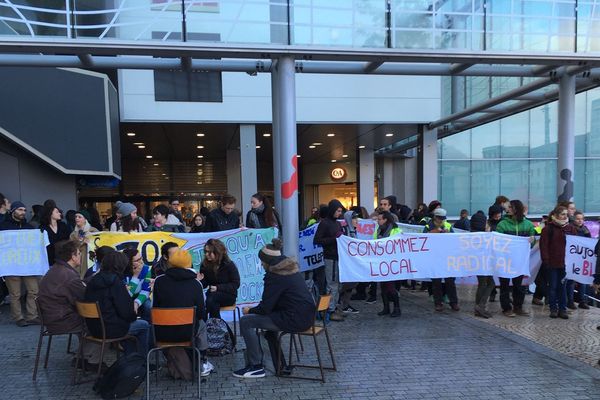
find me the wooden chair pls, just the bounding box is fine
[275,294,337,382]
[32,298,81,381]
[220,304,241,349]
[74,301,138,384]
[147,307,201,399]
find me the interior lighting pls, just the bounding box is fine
[196,133,205,137]
[197,145,204,149]
[342,154,348,158]
[197,155,204,158]
[137,145,145,149]
[263,133,271,137]
[309,145,316,149]
[312,142,323,146]
[331,159,336,163]
[358,145,366,149]
[386,133,394,137]
[127,132,136,137]
[146,155,153,159]
[327,133,335,137]
[256,145,261,149]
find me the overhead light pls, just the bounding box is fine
[146,155,153,159]
[263,133,271,137]
[358,145,366,149]
[137,145,146,149]
[161,173,166,176]
[342,154,348,158]
[153,163,159,166]
[331,159,336,163]
[196,133,204,137]
[386,133,394,137]
[126,132,136,137]
[309,145,316,149]
[165,177,169,179]
[256,145,261,149]
[296,155,301,158]
[133,142,144,145]
[327,133,335,137]
[197,163,203,166]
[197,155,204,159]
[312,142,323,146]
[197,145,204,149]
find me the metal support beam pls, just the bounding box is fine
[181,56,192,71]
[77,54,93,67]
[240,124,258,217]
[271,62,282,215]
[557,75,576,203]
[364,61,384,73]
[275,56,299,257]
[449,63,472,74]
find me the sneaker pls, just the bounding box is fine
[329,310,344,322]
[502,310,516,317]
[549,310,558,318]
[579,302,590,310]
[567,302,577,310]
[342,306,359,314]
[233,365,265,379]
[201,360,214,377]
[474,307,489,319]
[377,308,390,316]
[365,296,377,304]
[531,298,543,306]
[16,319,28,327]
[434,304,444,312]
[350,293,366,301]
[26,317,41,325]
[558,310,569,319]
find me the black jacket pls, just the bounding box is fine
[204,208,240,232]
[153,267,205,342]
[0,216,33,230]
[200,259,240,297]
[41,222,72,265]
[84,271,137,339]
[313,200,343,261]
[249,258,316,332]
[245,208,282,230]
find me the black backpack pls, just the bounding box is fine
[93,353,147,399]
[206,318,235,356]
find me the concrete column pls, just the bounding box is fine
[240,124,258,217]
[381,158,394,199]
[271,63,282,214]
[358,149,376,213]
[418,128,438,204]
[557,75,575,203]
[226,149,242,210]
[274,56,299,257]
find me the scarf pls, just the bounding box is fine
[249,203,265,228]
[552,215,569,227]
[377,223,394,238]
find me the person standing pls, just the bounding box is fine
[453,209,471,231]
[190,214,205,233]
[110,202,144,233]
[568,211,592,309]
[374,211,402,317]
[204,194,241,232]
[496,200,536,317]
[169,199,184,223]
[471,211,494,318]
[0,193,9,223]
[245,193,282,233]
[69,210,98,277]
[147,204,180,232]
[40,206,72,266]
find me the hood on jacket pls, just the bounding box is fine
[343,210,357,233]
[165,267,198,281]
[267,257,299,276]
[470,211,487,232]
[327,199,344,220]
[87,271,120,290]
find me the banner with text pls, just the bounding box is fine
[565,235,597,285]
[298,223,324,272]
[89,228,277,305]
[337,232,531,282]
[0,230,50,277]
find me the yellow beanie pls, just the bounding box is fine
[169,249,192,269]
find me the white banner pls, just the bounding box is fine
[298,223,324,272]
[0,229,50,277]
[337,232,531,282]
[565,235,597,285]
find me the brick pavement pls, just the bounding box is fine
[2,288,600,400]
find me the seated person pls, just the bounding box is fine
[151,242,179,279]
[38,240,103,371]
[85,245,115,280]
[233,239,316,379]
[84,251,151,357]
[123,248,152,322]
[153,249,213,377]
[198,239,240,320]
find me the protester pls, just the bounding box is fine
[69,210,99,277]
[0,193,9,222]
[489,195,510,218]
[568,211,592,309]
[65,210,77,232]
[40,206,72,266]
[123,248,153,322]
[198,239,240,320]
[487,205,503,232]
[245,193,282,233]
[86,207,104,231]
[151,242,179,278]
[471,211,494,318]
[0,201,40,326]
[169,199,184,223]
[558,201,577,222]
[304,207,319,228]
[379,196,399,222]
[335,210,359,314]
[147,204,180,232]
[190,214,205,233]
[152,248,213,377]
[29,204,42,229]
[419,200,442,225]
[38,240,103,371]
[374,211,402,317]
[110,202,144,232]
[204,194,241,232]
[540,205,578,319]
[410,203,427,225]
[84,251,151,357]
[453,209,470,231]
[233,239,316,379]
[423,208,459,312]
[496,200,536,317]
[313,199,345,321]
[85,245,115,279]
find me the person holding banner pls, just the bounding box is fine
[374,211,402,317]
[110,202,144,233]
[423,208,459,312]
[69,210,98,278]
[496,200,536,318]
[540,205,577,319]
[40,206,72,266]
[471,211,494,319]
[204,194,241,232]
[245,193,282,233]
[567,211,592,310]
[147,204,182,233]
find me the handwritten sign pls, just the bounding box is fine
[298,223,324,272]
[0,230,50,276]
[565,235,597,285]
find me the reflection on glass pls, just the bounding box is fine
[500,112,529,158]
[440,161,470,216]
[471,160,499,212]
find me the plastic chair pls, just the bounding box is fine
[275,294,337,382]
[32,298,81,381]
[147,307,201,400]
[74,301,138,384]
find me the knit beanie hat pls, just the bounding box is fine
[116,201,137,217]
[470,211,487,232]
[258,239,286,266]
[169,249,192,269]
[76,210,91,222]
[10,201,26,213]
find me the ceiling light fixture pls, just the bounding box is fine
[197,163,203,166]
[153,163,159,166]
[312,142,323,146]
[358,145,366,149]
[146,155,153,159]
[196,133,205,137]
[296,155,301,158]
[331,159,336,163]
[263,133,271,137]
[197,145,204,149]
[386,133,394,137]
[133,142,143,145]
[256,145,261,149]
[126,132,136,137]
[342,154,348,158]
[137,145,146,149]
[327,133,335,137]
[197,155,204,159]
[309,145,316,149]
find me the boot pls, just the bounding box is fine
[377,293,390,316]
[390,292,401,317]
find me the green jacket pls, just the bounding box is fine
[373,226,402,239]
[495,216,536,238]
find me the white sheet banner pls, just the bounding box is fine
[337,232,531,282]
[298,223,324,272]
[0,229,50,277]
[565,235,597,285]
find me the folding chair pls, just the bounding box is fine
[74,301,138,384]
[275,294,336,382]
[147,307,201,400]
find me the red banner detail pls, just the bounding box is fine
[281,155,298,199]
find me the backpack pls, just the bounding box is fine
[93,353,146,399]
[164,347,193,381]
[206,318,235,356]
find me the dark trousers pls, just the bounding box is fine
[355,282,377,298]
[313,265,327,295]
[499,275,525,312]
[205,292,237,320]
[548,268,567,312]
[431,278,457,305]
[533,265,549,301]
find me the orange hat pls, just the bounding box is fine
[169,249,192,269]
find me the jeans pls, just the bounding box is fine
[205,291,237,320]
[124,319,151,356]
[324,259,339,312]
[499,275,525,311]
[475,276,495,308]
[240,314,281,367]
[548,268,567,312]
[431,278,457,305]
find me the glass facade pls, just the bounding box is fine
[438,89,600,216]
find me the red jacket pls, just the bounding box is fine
[539,222,577,268]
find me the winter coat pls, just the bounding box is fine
[540,221,578,269]
[41,222,72,265]
[374,224,402,239]
[249,258,316,333]
[200,259,240,297]
[423,220,453,233]
[313,200,343,261]
[495,216,536,238]
[453,217,471,231]
[147,223,179,233]
[38,260,86,333]
[84,271,137,339]
[69,223,99,277]
[572,223,592,238]
[343,210,357,238]
[204,208,240,232]
[0,216,33,230]
[153,267,205,342]
[245,207,282,230]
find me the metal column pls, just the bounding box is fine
[358,148,376,213]
[273,56,298,257]
[240,124,258,217]
[271,62,282,214]
[418,128,439,204]
[557,75,575,203]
